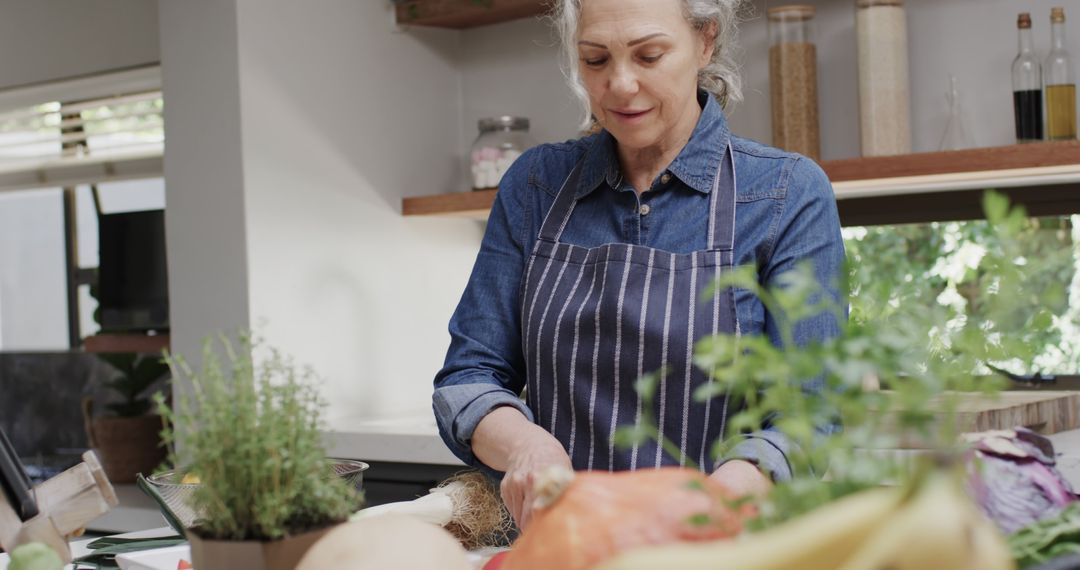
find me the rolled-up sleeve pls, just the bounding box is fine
[718,157,846,482]
[433,149,538,470]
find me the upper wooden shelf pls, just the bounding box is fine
[394,0,546,29]
[402,141,1080,225]
[83,333,170,354]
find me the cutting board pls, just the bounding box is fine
[885,390,1080,448]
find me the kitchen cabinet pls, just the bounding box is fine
[393,0,546,29]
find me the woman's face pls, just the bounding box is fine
[577,0,714,152]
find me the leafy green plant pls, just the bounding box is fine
[616,191,1064,528]
[153,333,361,541]
[98,353,171,417]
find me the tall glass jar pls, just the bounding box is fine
[768,5,820,161]
[855,0,911,156]
[470,116,533,190]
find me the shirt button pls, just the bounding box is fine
[660,173,672,184]
[639,204,652,216]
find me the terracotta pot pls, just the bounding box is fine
[82,398,167,484]
[188,525,335,570]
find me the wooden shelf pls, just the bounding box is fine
[394,0,546,29]
[83,333,170,354]
[402,141,1080,225]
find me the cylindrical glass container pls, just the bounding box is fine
[470,116,533,190]
[855,0,911,156]
[1013,12,1044,142]
[1045,7,1076,140]
[768,5,821,161]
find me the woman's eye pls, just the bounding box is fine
[640,54,663,64]
[582,56,608,67]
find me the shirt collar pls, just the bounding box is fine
[575,90,731,198]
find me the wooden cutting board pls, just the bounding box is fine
[953,391,1080,434]
[884,391,1080,448]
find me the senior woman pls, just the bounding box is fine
[433,0,844,529]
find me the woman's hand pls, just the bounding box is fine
[500,430,572,530]
[709,459,772,498]
[472,406,572,531]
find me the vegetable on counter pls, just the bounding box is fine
[295,515,472,570]
[1010,503,1080,568]
[598,467,1014,570]
[966,428,1077,535]
[7,543,63,570]
[500,466,754,570]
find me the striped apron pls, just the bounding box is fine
[520,144,739,472]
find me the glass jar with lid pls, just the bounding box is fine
[768,4,820,161]
[855,0,911,156]
[470,116,534,191]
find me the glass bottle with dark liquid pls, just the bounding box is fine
[1012,12,1043,142]
[1045,7,1077,140]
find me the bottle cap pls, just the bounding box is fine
[1018,13,1032,29]
[1051,7,1065,23]
[767,5,815,21]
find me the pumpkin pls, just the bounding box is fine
[295,515,472,570]
[502,467,753,570]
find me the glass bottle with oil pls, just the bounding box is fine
[1012,13,1043,142]
[1045,7,1076,140]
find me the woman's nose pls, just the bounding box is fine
[608,63,639,97]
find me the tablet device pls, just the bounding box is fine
[0,427,38,521]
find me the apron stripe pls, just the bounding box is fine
[533,251,571,426]
[568,256,602,458]
[679,256,699,466]
[523,252,559,410]
[654,252,678,468]
[701,250,723,467]
[608,245,635,470]
[630,248,657,470]
[587,247,613,470]
[550,263,587,436]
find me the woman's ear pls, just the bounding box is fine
[698,21,718,68]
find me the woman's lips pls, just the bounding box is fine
[610,108,653,123]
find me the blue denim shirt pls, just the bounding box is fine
[433,92,845,481]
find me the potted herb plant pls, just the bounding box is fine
[82,353,171,483]
[154,334,361,570]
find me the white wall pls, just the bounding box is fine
[0,0,158,90]
[235,0,483,423]
[158,0,251,363]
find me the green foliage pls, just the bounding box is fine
[98,353,171,417]
[154,333,361,541]
[615,191,1063,528]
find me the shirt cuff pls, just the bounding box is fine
[716,431,794,483]
[433,382,534,474]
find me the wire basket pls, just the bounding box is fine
[145,459,369,528]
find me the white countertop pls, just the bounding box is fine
[322,415,463,465]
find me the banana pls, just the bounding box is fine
[837,470,1015,570]
[596,486,903,570]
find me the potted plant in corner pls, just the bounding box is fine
[154,333,361,570]
[82,353,171,483]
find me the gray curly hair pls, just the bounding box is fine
[552,0,745,129]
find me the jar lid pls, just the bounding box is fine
[478,116,530,132]
[857,0,904,7]
[1051,7,1065,23]
[767,5,815,20]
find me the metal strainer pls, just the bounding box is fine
[143,459,369,528]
